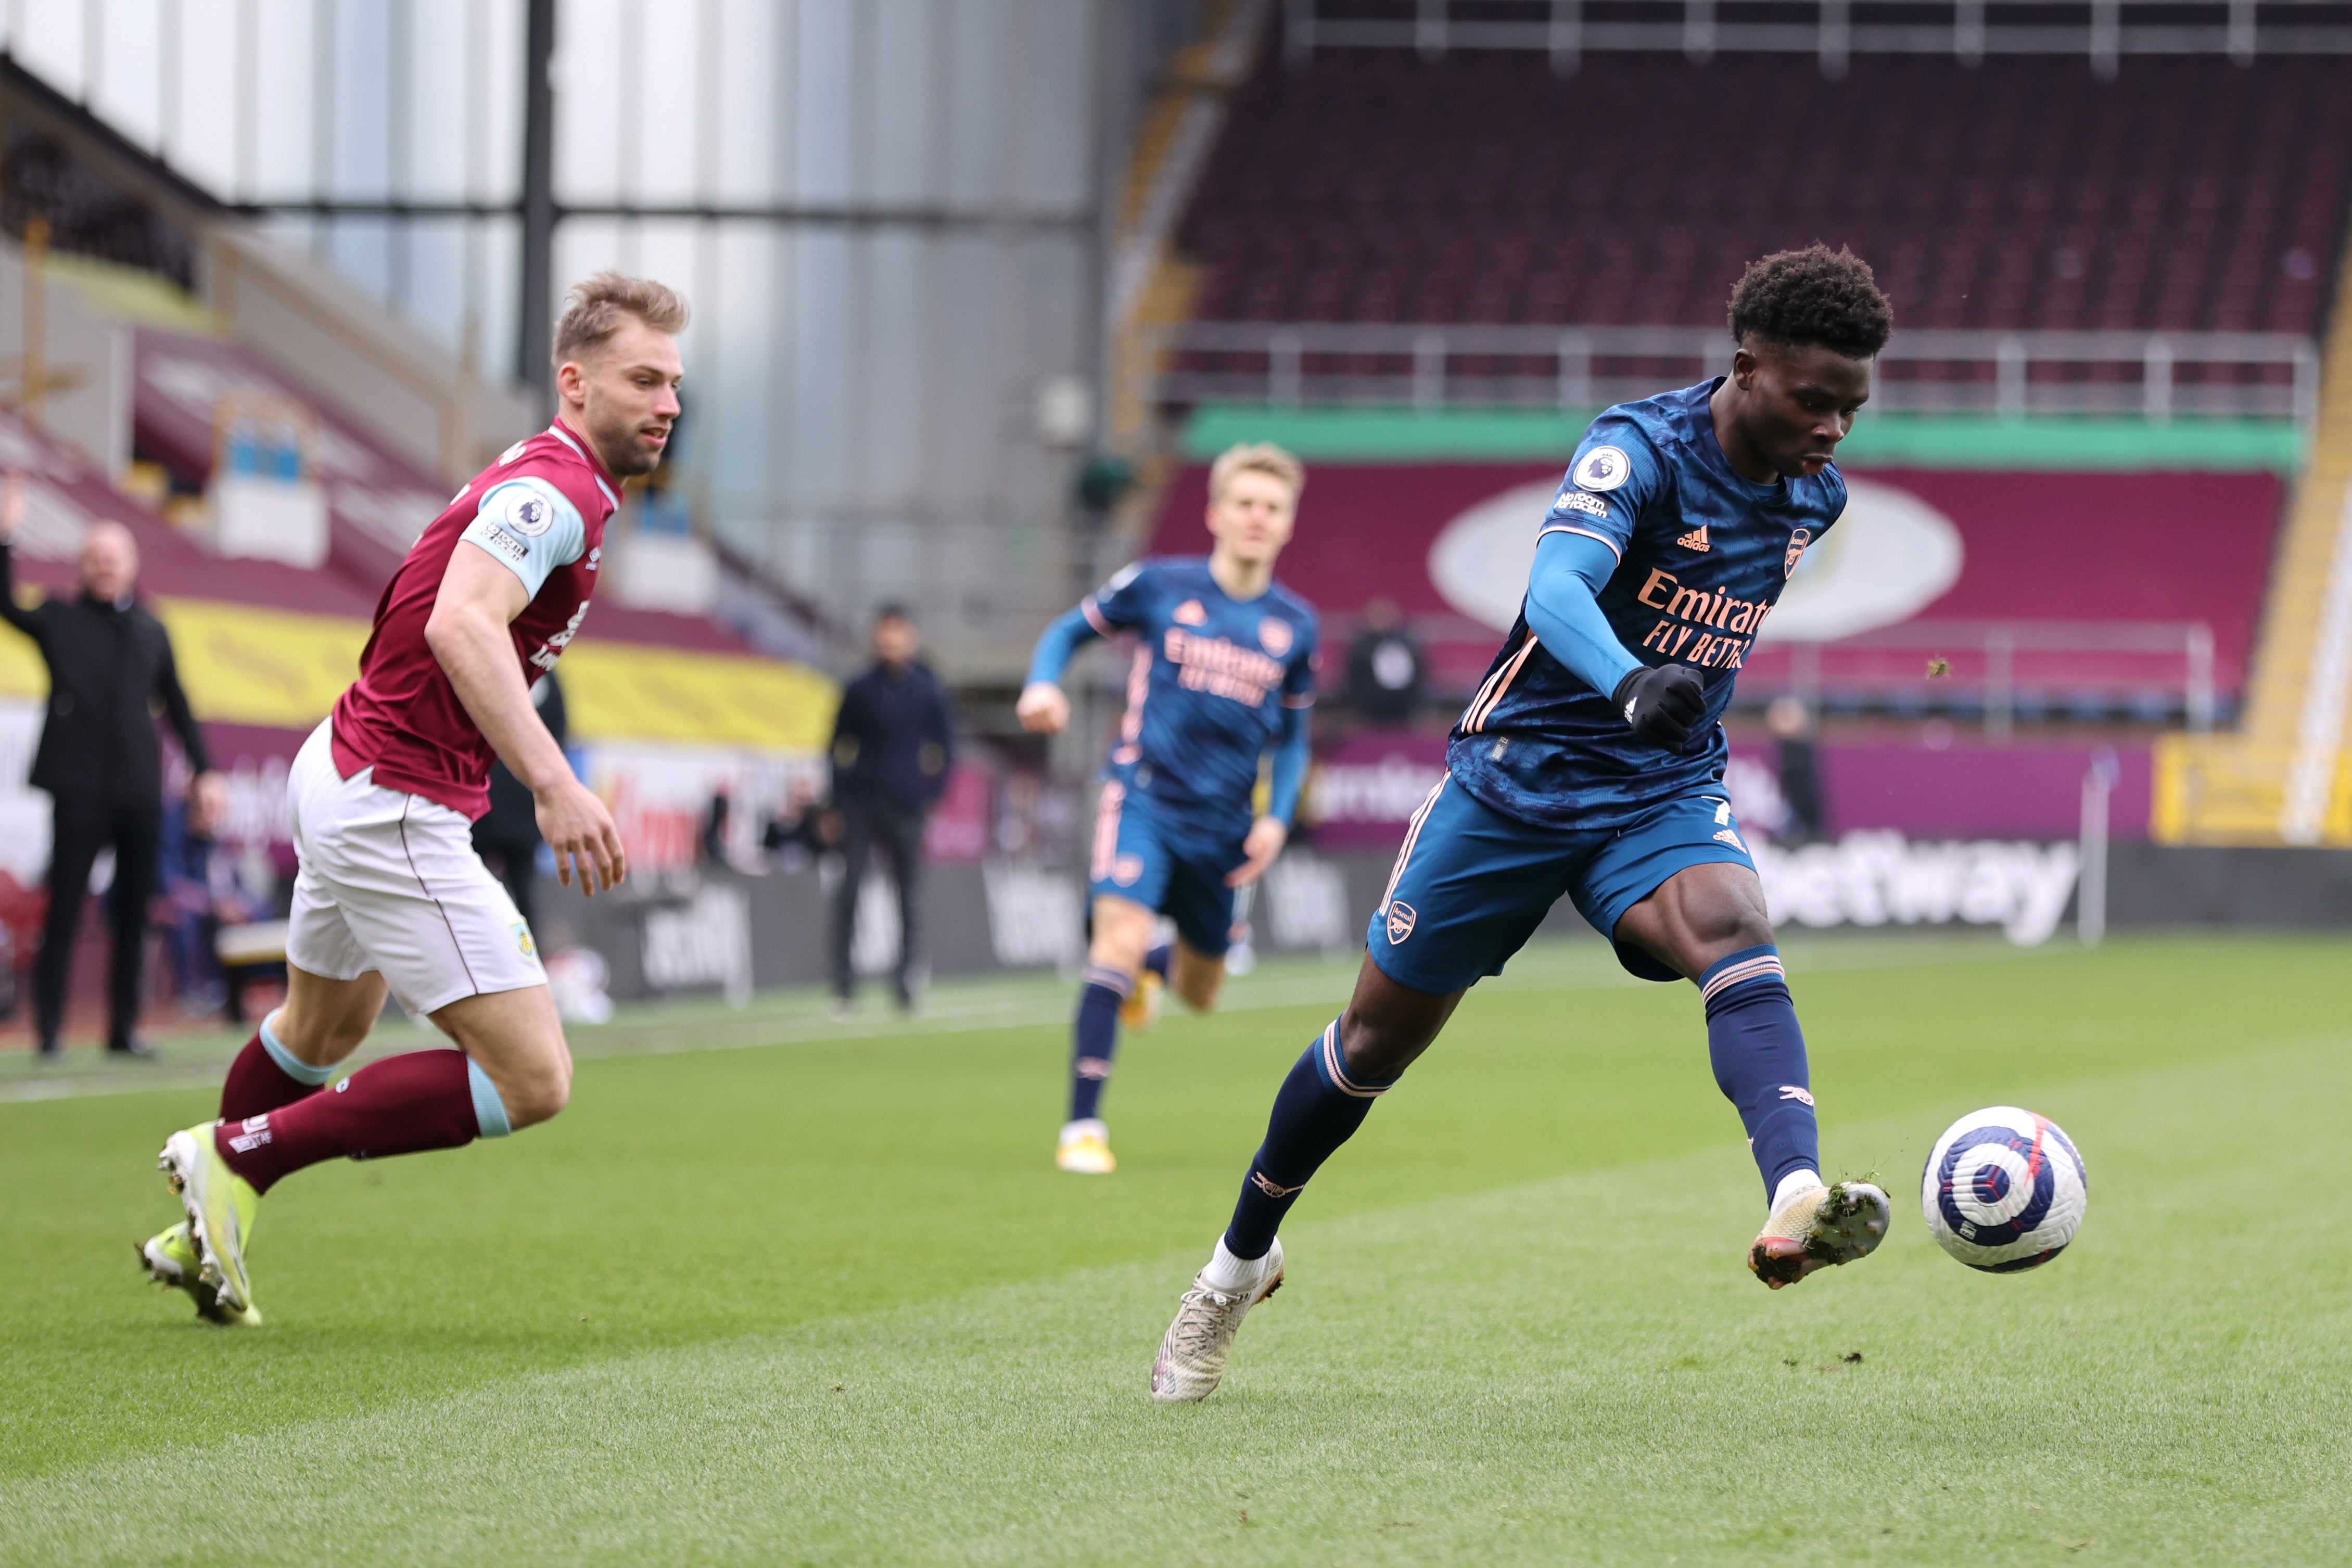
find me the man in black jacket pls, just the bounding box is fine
[828,605,953,1012]
[1,481,224,1056]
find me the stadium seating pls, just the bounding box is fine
[1182,52,2349,341]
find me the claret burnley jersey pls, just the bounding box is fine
[330,420,620,819]
[1448,379,1847,831]
[1083,558,1319,835]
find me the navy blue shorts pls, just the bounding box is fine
[1087,782,1248,958]
[1367,772,1759,992]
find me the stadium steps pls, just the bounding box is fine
[1104,0,1268,454]
[0,53,533,486]
[2155,237,2352,845]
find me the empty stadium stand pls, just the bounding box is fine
[1181,50,2350,340]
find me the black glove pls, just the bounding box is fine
[1612,664,1707,750]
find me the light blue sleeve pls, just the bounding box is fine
[1265,704,1311,828]
[459,477,587,599]
[1025,561,1155,685]
[1025,604,1101,686]
[1524,529,1644,699]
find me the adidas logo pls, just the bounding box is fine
[1677,526,1710,552]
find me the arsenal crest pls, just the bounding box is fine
[1384,900,1417,944]
[1173,599,1208,626]
[1259,617,1293,656]
[1784,528,1812,579]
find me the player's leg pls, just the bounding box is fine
[171,749,557,1314]
[1167,938,1224,1012]
[1058,784,1177,1171]
[1058,893,1155,1173]
[32,803,105,1053]
[829,805,876,1009]
[1155,833,1249,1016]
[1605,820,1888,1288]
[104,805,163,1054]
[881,804,925,1008]
[1120,929,1174,1029]
[1154,780,1556,1401]
[1150,957,1461,1403]
[212,984,553,1187]
[143,833,388,1324]
[223,963,387,1118]
[210,801,562,1198]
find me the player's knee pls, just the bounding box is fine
[502,1065,570,1129]
[1337,1012,1432,1083]
[1695,903,1775,955]
[1085,907,1152,975]
[275,1009,372,1064]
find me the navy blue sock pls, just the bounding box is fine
[1700,945,1820,1199]
[1143,943,1172,981]
[1223,1021,1396,1259]
[1067,965,1129,1123]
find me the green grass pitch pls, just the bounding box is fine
[4,932,2349,1565]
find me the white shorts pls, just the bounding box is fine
[285,719,545,1016]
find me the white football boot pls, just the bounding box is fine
[1056,1119,1116,1174]
[1749,1178,1891,1289]
[1149,1239,1284,1403]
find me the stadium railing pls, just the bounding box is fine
[1280,0,2352,71]
[1743,619,2220,734]
[1144,321,2320,423]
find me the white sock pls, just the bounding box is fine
[1201,1236,1271,1294]
[1772,1168,1827,1213]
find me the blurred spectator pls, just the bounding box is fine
[0,474,223,1056]
[472,669,567,937]
[829,605,953,1012]
[1766,695,1826,845]
[701,792,732,867]
[158,801,271,1017]
[160,800,221,1011]
[1345,596,1424,726]
[761,774,838,871]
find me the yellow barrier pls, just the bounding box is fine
[0,591,836,750]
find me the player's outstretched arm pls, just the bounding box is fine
[425,544,626,894]
[1016,601,1102,734]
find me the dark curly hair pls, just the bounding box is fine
[1727,244,1894,360]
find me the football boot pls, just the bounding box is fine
[1749,1179,1891,1289]
[136,1221,262,1325]
[1118,969,1164,1032]
[1149,1239,1284,1403]
[1055,1119,1117,1175]
[158,1124,261,1316]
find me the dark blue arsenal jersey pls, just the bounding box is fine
[1448,379,1848,830]
[1082,558,1320,833]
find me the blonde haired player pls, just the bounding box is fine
[1019,443,1319,1174]
[139,274,685,1324]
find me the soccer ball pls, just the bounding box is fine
[1920,1106,2088,1272]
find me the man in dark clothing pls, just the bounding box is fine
[828,605,953,1011]
[1765,694,1827,845]
[0,483,223,1056]
[471,669,566,936]
[1344,596,1424,727]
